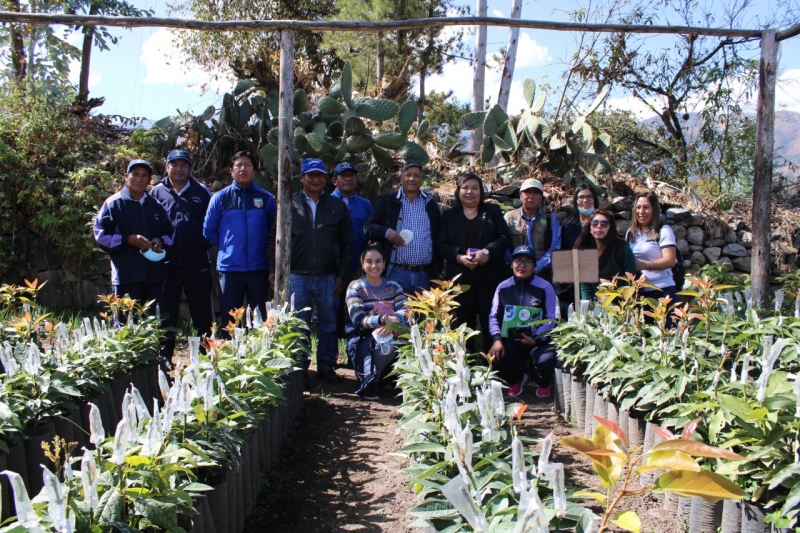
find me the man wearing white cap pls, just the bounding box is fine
[93,159,175,311]
[504,178,561,283]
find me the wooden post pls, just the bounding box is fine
[275,29,295,300]
[496,0,522,110]
[752,29,778,308]
[470,0,487,165]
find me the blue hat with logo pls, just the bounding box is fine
[126,159,152,175]
[301,158,327,174]
[167,149,192,164]
[333,161,358,177]
[511,245,536,260]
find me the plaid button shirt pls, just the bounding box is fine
[393,189,432,265]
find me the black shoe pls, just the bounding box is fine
[362,383,380,400]
[319,369,341,385]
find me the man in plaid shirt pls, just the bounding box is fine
[364,161,441,294]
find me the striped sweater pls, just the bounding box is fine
[345,277,408,331]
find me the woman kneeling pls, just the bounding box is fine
[345,245,408,400]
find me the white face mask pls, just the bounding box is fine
[577,206,595,216]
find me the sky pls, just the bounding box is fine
[63,0,800,123]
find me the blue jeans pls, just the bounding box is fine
[346,334,397,395]
[388,268,430,295]
[218,270,269,330]
[290,273,338,371]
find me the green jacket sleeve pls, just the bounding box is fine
[580,282,597,301]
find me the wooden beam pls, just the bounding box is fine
[751,29,778,309]
[776,23,800,41]
[275,29,295,301]
[0,11,765,38]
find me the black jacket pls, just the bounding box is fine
[437,203,510,288]
[150,176,211,267]
[285,191,354,279]
[364,189,442,275]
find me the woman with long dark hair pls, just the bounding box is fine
[437,173,509,351]
[626,192,678,325]
[573,209,637,300]
[561,183,599,250]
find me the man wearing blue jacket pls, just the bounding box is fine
[93,159,175,311]
[203,151,276,326]
[151,149,213,357]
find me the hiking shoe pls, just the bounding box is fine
[319,369,342,385]
[508,374,529,397]
[362,383,380,400]
[536,385,552,398]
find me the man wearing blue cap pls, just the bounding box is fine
[151,149,213,358]
[331,161,372,336]
[204,151,276,328]
[93,159,175,311]
[280,158,354,385]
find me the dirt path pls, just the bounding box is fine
[245,361,679,533]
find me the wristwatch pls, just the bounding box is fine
[482,248,490,257]
[379,314,387,326]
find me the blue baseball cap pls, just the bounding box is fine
[333,162,358,177]
[126,159,152,175]
[511,245,536,260]
[167,149,192,164]
[301,158,327,174]
[401,161,423,174]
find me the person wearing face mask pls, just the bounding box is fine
[573,209,637,300]
[561,184,599,250]
[504,178,561,283]
[437,173,509,352]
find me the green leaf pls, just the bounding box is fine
[346,134,373,153]
[398,442,446,454]
[530,91,547,113]
[306,132,323,152]
[318,96,346,115]
[594,132,611,155]
[459,111,487,130]
[233,79,255,95]
[345,116,368,136]
[523,78,536,108]
[374,132,408,150]
[408,500,458,519]
[371,145,395,169]
[398,100,418,136]
[200,105,216,121]
[354,97,399,121]
[259,144,279,163]
[611,511,641,533]
[94,488,123,523]
[153,116,173,129]
[584,86,610,116]
[341,62,354,109]
[653,470,747,503]
[398,140,429,165]
[483,104,508,137]
[574,490,606,505]
[133,498,178,530]
[638,450,700,473]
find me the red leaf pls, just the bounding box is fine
[594,415,629,447]
[652,426,676,441]
[681,417,703,440]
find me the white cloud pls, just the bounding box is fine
[492,9,504,17]
[604,95,659,120]
[777,68,800,113]
[515,33,552,68]
[140,29,233,93]
[89,72,103,87]
[423,60,477,104]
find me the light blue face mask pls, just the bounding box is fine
[577,206,595,216]
[140,249,166,262]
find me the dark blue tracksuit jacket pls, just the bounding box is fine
[150,176,212,267]
[202,182,276,272]
[93,187,175,286]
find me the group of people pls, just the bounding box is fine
[94,151,679,401]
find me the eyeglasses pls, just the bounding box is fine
[577,195,594,201]
[512,258,534,266]
[590,220,610,228]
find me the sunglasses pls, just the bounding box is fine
[590,220,610,228]
[512,258,535,266]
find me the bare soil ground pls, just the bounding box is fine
[244,359,681,533]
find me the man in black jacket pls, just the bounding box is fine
[150,149,213,358]
[364,161,441,294]
[281,158,354,385]
[93,159,175,312]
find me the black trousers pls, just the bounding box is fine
[493,338,557,387]
[161,265,214,357]
[452,271,494,353]
[113,281,164,325]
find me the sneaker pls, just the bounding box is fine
[362,383,380,400]
[536,385,552,398]
[508,374,529,397]
[319,369,342,385]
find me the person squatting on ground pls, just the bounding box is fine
[150,149,214,359]
[365,161,441,295]
[488,245,558,398]
[93,159,174,314]
[331,161,373,337]
[573,208,637,301]
[284,158,354,386]
[504,178,561,283]
[204,151,276,327]
[437,172,509,353]
[344,245,408,400]
[626,191,678,327]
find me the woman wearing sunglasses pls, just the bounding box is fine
[573,209,637,300]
